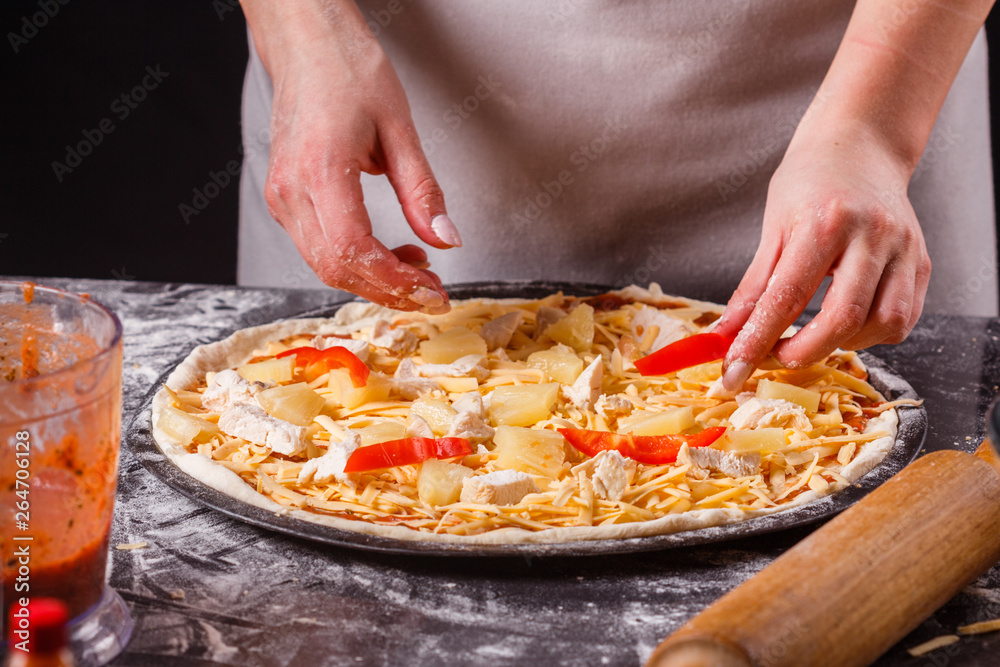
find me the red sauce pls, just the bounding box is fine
[3,529,110,622]
[582,293,636,311]
[21,282,35,305]
[20,334,39,380]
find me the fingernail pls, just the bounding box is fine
[410,286,445,308]
[431,214,462,248]
[722,360,752,392]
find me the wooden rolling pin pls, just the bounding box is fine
[647,441,1000,667]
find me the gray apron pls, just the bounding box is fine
[238,1,997,316]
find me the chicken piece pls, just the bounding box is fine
[369,319,418,355]
[310,335,370,363]
[479,311,523,350]
[452,392,485,419]
[679,445,762,479]
[631,307,691,352]
[297,431,361,485]
[730,397,811,431]
[591,450,628,501]
[201,369,269,413]
[460,470,538,506]
[416,354,490,382]
[562,357,603,411]
[706,378,739,400]
[393,358,441,400]
[404,414,435,439]
[218,402,307,456]
[595,394,633,421]
[446,410,495,444]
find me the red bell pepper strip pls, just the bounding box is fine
[277,346,370,387]
[343,437,473,473]
[633,332,737,376]
[557,427,726,465]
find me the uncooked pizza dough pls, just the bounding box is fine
[151,285,899,544]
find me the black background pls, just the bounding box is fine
[3,2,1000,289]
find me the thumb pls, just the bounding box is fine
[383,121,463,249]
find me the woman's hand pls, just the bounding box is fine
[712,0,992,391]
[716,120,931,390]
[243,0,457,313]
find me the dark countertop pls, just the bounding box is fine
[10,277,1000,667]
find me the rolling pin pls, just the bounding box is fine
[647,441,1000,667]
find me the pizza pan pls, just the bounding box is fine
[124,281,927,557]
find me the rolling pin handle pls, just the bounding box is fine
[647,635,752,667]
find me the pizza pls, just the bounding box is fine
[150,284,906,544]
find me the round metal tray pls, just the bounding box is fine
[124,281,927,557]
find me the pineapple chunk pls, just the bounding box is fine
[618,406,695,436]
[527,348,584,385]
[542,304,595,352]
[410,397,458,436]
[722,427,786,454]
[238,356,295,384]
[157,405,219,444]
[493,426,566,479]
[418,459,474,506]
[677,361,723,384]
[418,327,487,364]
[756,378,821,413]
[487,384,559,427]
[328,369,391,409]
[256,382,325,426]
[356,421,407,446]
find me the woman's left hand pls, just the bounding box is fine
[715,120,931,390]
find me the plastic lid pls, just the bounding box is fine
[7,598,69,653]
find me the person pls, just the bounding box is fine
[237,0,997,391]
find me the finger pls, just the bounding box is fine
[273,160,448,311]
[715,228,784,338]
[839,258,917,350]
[770,246,883,365]
[392,244,430,269]
[722,231,836,388]
[381,120,462,249]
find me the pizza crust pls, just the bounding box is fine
[151,287,899,545]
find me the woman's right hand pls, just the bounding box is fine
[242,0,459,313]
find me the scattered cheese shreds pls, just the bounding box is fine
[166,295,896,535]
[906,635,960,657]
[115,542,148,551]
[957,618,1000,635]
